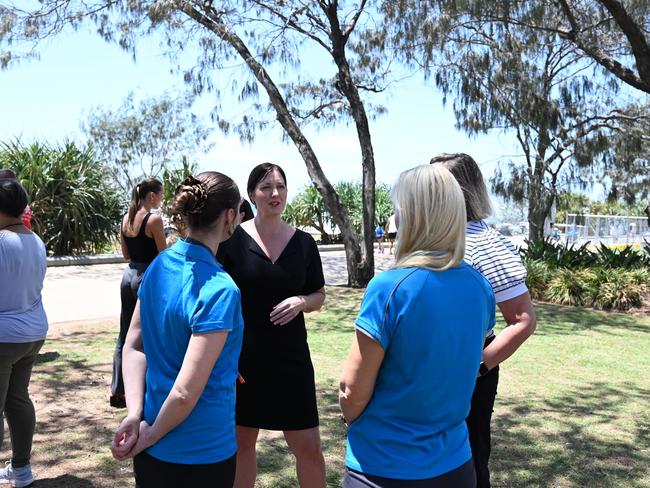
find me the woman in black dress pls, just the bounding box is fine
[217,163,326,488]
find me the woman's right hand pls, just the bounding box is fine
[110,415,141,461]
[111,418,158,461]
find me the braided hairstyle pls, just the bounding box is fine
[170,172,240,230]
[126,178,163,232]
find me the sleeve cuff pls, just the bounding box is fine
[355,319,386,349]
[495,283,528,303]
[191,321,232,333]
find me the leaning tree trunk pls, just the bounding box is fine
[182,4,373,287]
[326,2,376,286]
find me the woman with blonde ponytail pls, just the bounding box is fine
[111,178,167,409]
[339,164,496,488]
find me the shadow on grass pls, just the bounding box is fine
[310,287,363,334]
[36,351,60,364]
[493,380,650,488]
[255,382,346,487]
[35,474,95,487]
[28,330,130,486]
[531,302,650,336]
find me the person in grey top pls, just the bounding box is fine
[0,178,48,488]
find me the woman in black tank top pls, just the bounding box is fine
[111,178,167,408]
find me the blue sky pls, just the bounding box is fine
[0,23,518,204]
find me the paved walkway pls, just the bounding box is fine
[42,251,396,324]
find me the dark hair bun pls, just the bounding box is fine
[174,176,208,215]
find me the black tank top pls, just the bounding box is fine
[122,213,159,264]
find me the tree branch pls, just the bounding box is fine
[342,0,368,42]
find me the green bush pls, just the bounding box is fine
[521,238,597,269]
[0,140,123,255]
[595,243,650,268]
[546,268,596,306]
[591,268,648,311]
[524,258,550,300]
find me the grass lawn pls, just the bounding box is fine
[4,288,649,487]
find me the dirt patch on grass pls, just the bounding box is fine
[1,319,131,487]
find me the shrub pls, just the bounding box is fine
[524,259,550,300]
[546,268,596,306]
[628,267,650,286]
[521,238,597,269]
[0,140,123,255]
[595,243,650,268]
[591,268,648,311]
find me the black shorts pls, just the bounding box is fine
[343,459,475,488]
[387,232,397,240]
[133,451,236,488]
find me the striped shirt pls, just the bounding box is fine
[465,220,528,304]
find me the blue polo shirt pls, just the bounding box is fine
[346,264,495,480]
[138,239,244,464]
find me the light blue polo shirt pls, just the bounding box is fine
[346,264,495,480]
[138,239,244,464]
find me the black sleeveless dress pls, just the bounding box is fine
[217,226,325,430]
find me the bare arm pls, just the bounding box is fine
[146,214,168,252]
[301,286,326,313]
[270,286,326,325]
[482,292,536,370]
[119,218,130,260]
[339,330,385,424]
[111,301,146,459]
[136,330,228,449]
[112,331,228,460]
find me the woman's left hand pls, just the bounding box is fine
[270,296,306,325]
[110,415,141,461]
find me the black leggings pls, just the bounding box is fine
[111,262,148,401]
[133,451,236,488]
[467,363,500,488]
[343,459,476,488]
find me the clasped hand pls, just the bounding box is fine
[111,415,156,461]
[270,296,306,326]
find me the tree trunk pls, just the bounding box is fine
[325,3,376,286]
[182,4,373,287]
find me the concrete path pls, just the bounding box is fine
[42,251,396,325]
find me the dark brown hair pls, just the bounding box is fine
[247,163,287,203]
[429,153,493,221]
[239,199,254,222]
[170,172,240,229]
[0,169,17,179]
[126,178,163,232]
[0,178,28,218]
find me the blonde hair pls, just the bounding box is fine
[429,153,493,221]
[392,165,466,272]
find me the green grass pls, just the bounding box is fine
[305,289,650,488]
[23,290,650,487]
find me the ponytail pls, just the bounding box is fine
[126,184,142,232]
[125,178,163,233]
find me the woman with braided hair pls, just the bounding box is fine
[111,178,167,409]
[111,172,244,487]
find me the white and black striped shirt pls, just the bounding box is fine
[465,220,528,304]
